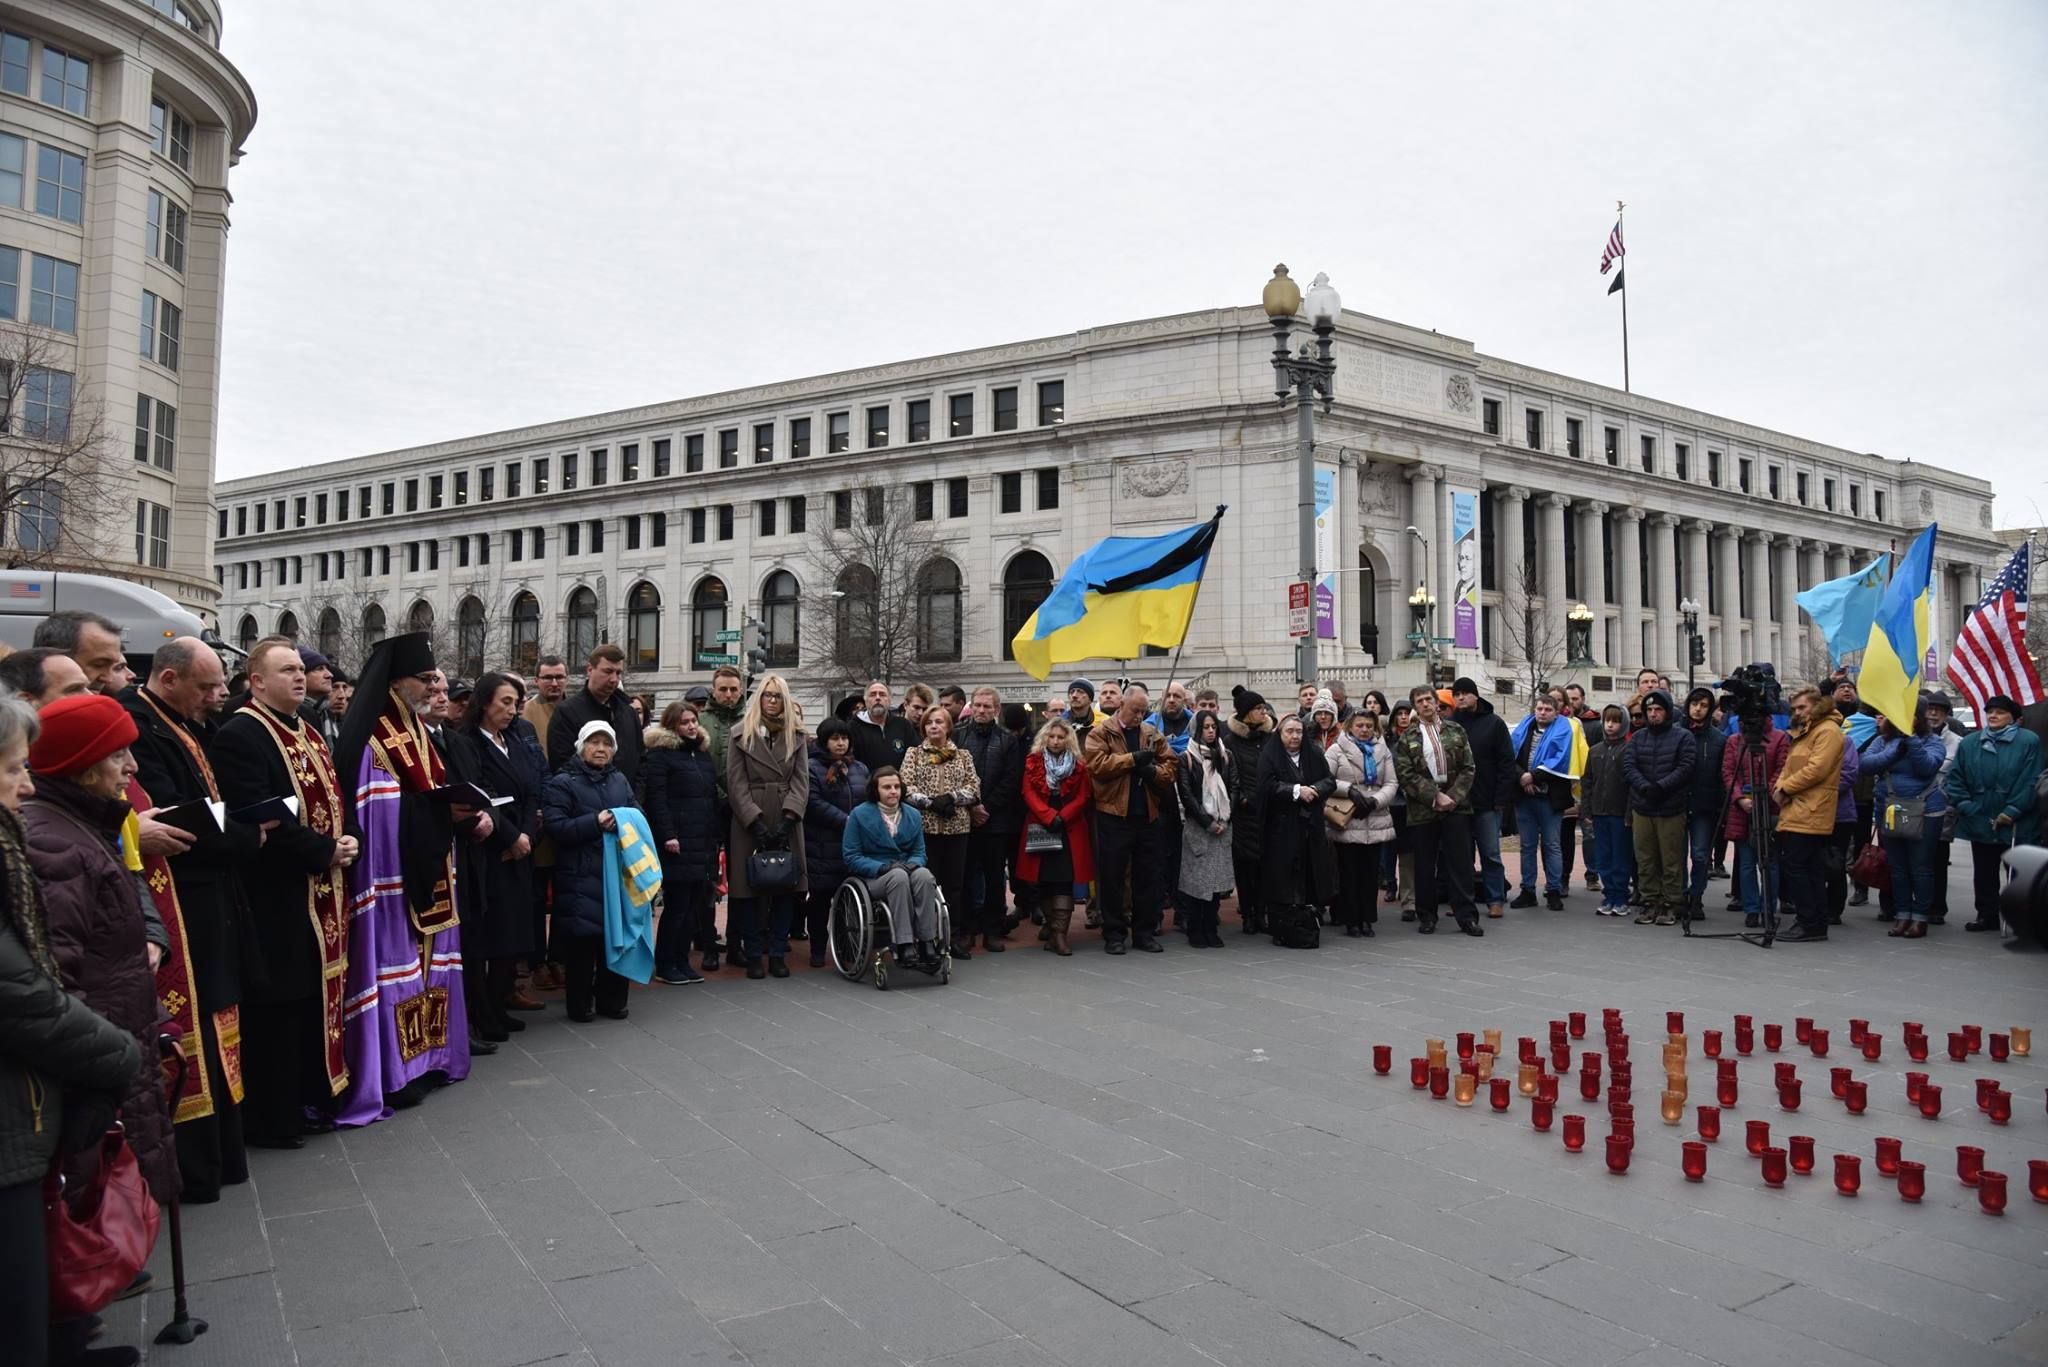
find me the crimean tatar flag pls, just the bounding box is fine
[1796,552,1890,665]
[1859,524,1938,732]
[1011,513,1222,681]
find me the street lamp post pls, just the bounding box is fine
[1407,584,1438,681]
[1263,264,1340,688]
[1679,596,1704,694]
[1567,602,1595,667]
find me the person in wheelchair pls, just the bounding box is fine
[842,766,944,968]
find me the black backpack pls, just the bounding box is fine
[1269,902,1322,950]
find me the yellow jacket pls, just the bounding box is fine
[1776,712,1845,836]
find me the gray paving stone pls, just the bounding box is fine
[1130,1280,1383,1367]
[473,1175,644,1282]
[767,1223,1015,1361]
[699,1103,877,1180]
[143,1177,271,1287]
[923,1338,1070,1367]
[427,1113,564,1185]
[940,1252,1224,1367]
[397,1232,581,1367]
[355,1150,499,1250]
[953,1186,1208,1306]
[967,1138,1189,1229]
[122,1268,288,1367]
[538,1127,693,1215]
[973,1096,1173,1169]
[1347,1309,1563,1367]
[1740,1282,2036,1367]
[613,1198,818,1323]
[548,1261,739,1366]
[1126,1208,1410,1338]
[829,1119,1023,1205]
[662,1143,848,1243]
[287,1306,444,1367]
[266,1204,416,1329]
[801,1167,1015,1272]
[583,1087,735,1159]
[715,1296,913,1367]
[244,1135,362,1218]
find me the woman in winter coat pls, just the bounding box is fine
[1720,717,1790,929]
[802,719,869,969]
[1387,700,1417,916]
[643,701,722,984]
[899,706,981,956]
[0,698,142,1367]
[454,673,541,1039]
[842,767,944,964]
[1325,710,1398,937]
[1174,710,1235,948]
[1221,687,1275,935]
[1252,714,1337,941]
[543,720,639,1020]
[1861,703,1948,939]
[726,673,810,977]
[1018,719,1093,955]
[22,693,177,1212]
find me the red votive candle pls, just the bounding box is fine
[1746,1120,1771,1155]
[1582,1051,1602,1075]
[1373,1045,1393,1075]
[1779,1081,1802,1112]
[2027,1159,2048,1203]
[1845,1080,1868,1114]
[1904,1032,1929,1063]
[1733,1014,1754,1032]
[1612,1061,1633,1088]
[1774,1062,1798,1088]
[1905,1072,1927,1105]
[1605,1134,1631,1174]
[1957,1144,1985,1187]
[1562,1113,1586,1152]
[1735,1028,1755,1056]
[1989,1032,2009,1062]
[1795,1017,1814,1045]
[1977,1078,2000,1111]
[1901,1020,1923,1037]
[1979,1170,2008,1215]
[1764,1024,1783,1052]
[1429,1065,1451,1099]
[1610,1100,1635,1126]
[1874,1136,1903,1176]
[1717,1077,1739,1107]
[1580,1070,1601,1102]
[1963,1024,1983,1054]
[1569,1011,1587,1038]
[1860,1033,1882,1062]
[1696,1104,1721,1141]
[1702,1030,1722,1059]
[1609,1085,1632,1110]
[1761,1146,1788,1186]
[1457,1032,1475,1060]
[1897,1159,1926,1201]
[1947,1032,1969,1063]
[1667,1011,1685,1035]
[1788,1134,1816,1174]
[1611,1116,1635,1147]
[1531,1098,1554,1131]
[1809,1028,1830,1058]
[1830,1067,1851,1098]
[1551,1045,1572,1074]
[1989,1090,2012,1125]
[1536,1074,1559,1106]
[1848,1019,1869,1045]
[1410,1057,1430,1088]
[1918,1084,1943,1119]
[1682,1140,1707,1180]
[1717,1057,1739,1079]
[1489,1077,1512,1111]
[1834,1153,1861,1195]
[1519,1036,1539,1065]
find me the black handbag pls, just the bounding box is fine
[747,847,800,892]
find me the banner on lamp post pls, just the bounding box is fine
[1451,490,1479,650]
[1314,468,1337,639]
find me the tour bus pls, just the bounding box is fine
[0,570,238,674]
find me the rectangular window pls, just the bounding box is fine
[1565,417,1582,459]
[29,254,78,333]
[0,135,20,211]
[865,487,884,526]
[652,437,671,476]
[565,523,580,556]
[1675,443,1690,481]
[718,429,738,468]
[993,386,1018,432]
[150,403,179,471]
[1482,398,1501,436]
[787,496,805,534]
[1524,408,1543,450]
[1708,450,1722,487]
[293,496,306,528]
[684,434,704,472]
[1796,471,1810,505]
[590,447,608,485]
[716,505,733,540]
[1037,468,1059,510]
[22,367,71,439]
[147,190,187,272]
[907,399,931,442]
[689,508,706,543]
[404,479,419,512]
[256,503,266,532]
[155,297,181,370]
[948,393,974,438]
[477,533,490,565]
[0,246,14,320]
[1037,380,1064,426]
[504,463,520,498]
[1,31,27,95]
[361,483,374,516]
[235,506,246,535]
[999,471,1022,513]
[757,499,777,537]
[562,452,578,490]
[589,519,603,553]
[1768,467,1781,500]
[135,501,170,568]
[1874,490,1886,521]
[377,546,389,574]
[509,528,524,561]
[533,457,550,494]
[168,109,191,170]
[455,536,469,568]
[454,472,468,506]
[315,492,327,524]
[530,527,544,558]
[866,405,889,449]
[479,467,493,502]
[625,515,641,550]
[914,481,934,521]
[133,395,150,464]
[1738,457,1752,493]
[753,423,773,464]
[1849,484,1861,516]
[217,508,227,540]
[1639,434,1655,472]
[138,291,157,358]
[407,542,421,573]
[40,43,88,116]
[621,442,638,481]
[788,419,810,459]
[273,499,284,528]
[947,477,968,518]
[833,490,852,530]
[827,411,850,454]
[429,474,444,509]
[17,479,62,552]
[651,512,666,547]
[1604,427,1620,465]
[1823,477,1835,511]
[34,146,84,224]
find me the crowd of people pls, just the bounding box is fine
[1,614,2041,1364]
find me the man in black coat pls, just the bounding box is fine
[850,680,918,775]
[545,644,642,783]
[122,637,260,1201]
[1452,678,1515,918]
[210,638,358,1148]
[960,686,1025,944]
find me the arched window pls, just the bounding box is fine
[456,596,486,677]
[1001,551,1055,661]
[916,558,962,662]
[509,592,540,676]
[626,582,660,672]
[565,587,598,664]
[834,565,877,670]
[362,602,386,649]
[407,600,434,636]
[762,571,799,668]
[317,607,342,661]
[690,578,728,668]
[275,609,299,642]
[237,614,258,652]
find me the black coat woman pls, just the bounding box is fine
[454,674,541,1039]
[1252,713,1337,944]
[643,701,723,984]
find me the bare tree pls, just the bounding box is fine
[800,482,944,689]
[446,575,498,678]
[1494,565,1572,704]
[304,584,391,676]
[0,325,123,571]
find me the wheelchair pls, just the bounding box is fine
[828,875,952,990]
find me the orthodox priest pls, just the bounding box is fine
[332,633,472,1122]
[210,637,358,1148]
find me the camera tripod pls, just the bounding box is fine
[1680,727,1777,948]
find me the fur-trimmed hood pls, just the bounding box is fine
[1227,713,1273,741]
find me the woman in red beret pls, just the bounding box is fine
[22,692,180,1215]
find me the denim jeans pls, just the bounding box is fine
[1734,841,1780,919]
[1882,829,1939,923]
[1591,815,1631,907]
[1471,808,1506,906]
[1515,797,1563,894]
[1687,812,1717,898]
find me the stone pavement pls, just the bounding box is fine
[112,874,2048,1366]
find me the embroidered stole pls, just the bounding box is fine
[365,691,459,937]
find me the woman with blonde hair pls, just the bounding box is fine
[727,674,810,978]
[900,704,981,956]
[1018,717,1093,954]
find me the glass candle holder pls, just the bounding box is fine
[1733,1014,1754,1032]
[1569,1011,1587,1038]
[1536,1074,1559,1106]
[2027,1159,2048,1203]
[1956,1145,1985,1188]
[1962,1024,1983,1054]
[1605,1134,1631,1174]
[1696,1104,1721,1141]
[1788,1134,1816,1174]
[1612,1062,1633,1088]
[1582,1051,1602,1076]
[1610,1100,1634,1126]
[1474,1051,1495,1081]
[1978,1170,2007,1215]
[1519,1037,1539,1065]
[1734,1028,1755,1056]
[1426,1038,1447,1065]
[1848,1018,1869,1045]
[1457,1032,1475,1061]
[1373,1045,1393,1075]
[1608,1085,1632,1111]
[1666,1074,1688,1101]
[1517,1062,1540,1097]
[1562,1113,1586,1152]
[1774,1062,1798,1087]
[1717,1057,1739,1079]
[1809,1028,1830,1058]
[1531,1098,1554,1131]
[1460,1058,1480,1078]
[1489,1077,1512,1111]
[1989,1090,2012,1125]
[1976,1078,2000,1111]
[2011,1026,2030,1056]
[1779,1081,1802,1112]
[1703,1030,1722,1059]
[1874,1136,1902,1177]
[1830,1067,1851,1099]
[1947,1032,1969,1063]
[1663,1042,1685,1072]
[1989,1032,2009,1061]
[1661,1090,1685,1125]
[1905,1072,1928,1105]
[1763,1024,1783,1052]
[1551,1044,1572,1075]
[1844,1080,1868,1115]
[1834,1153,1861,1196]
[1904,1032,1929,1063]
[1671,1140,1705,1184]
[1609,1036,1630,1064]
[1611,1116,1635,1147]
[1578,1070,1600,1102]
[1896,1159,1926,1202]
[1901,1019,1923,1037]
[1549,1018,1568,1040]
[1454,1072,1477,1107]
[1410,1057,1430,1089]
[1917,1084,1942,1119]
[1794,1017,1814,1044]
[1483,1027,1503,1055]
[1860,1033,1882,1062]
[1667,1011,1685,1035]
[1430,1065,1451,1100]
[1717,1077,1739,1108]
[1746,1120,1771,1156]
[1761,1146,1788,1186]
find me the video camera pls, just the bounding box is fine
[1720,662,1783,738]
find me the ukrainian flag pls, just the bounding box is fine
[1012,512,1223,681]
[1858,523,1938,732]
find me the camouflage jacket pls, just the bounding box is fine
[1392,719,1476,824]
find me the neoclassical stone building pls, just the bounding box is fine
[211,302,2002,708]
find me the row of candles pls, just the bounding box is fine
[1376,1009,2046,1211]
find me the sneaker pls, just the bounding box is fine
[1653,910,1676,927]
[1597,904,1623,917]
[654,964,696,986]
[1105,940,1128,955]
[1584,873,1601,891]
[1509,890,1538,909]
[1634,908,1659,926]
[1744,913,1761,929]
[809,950,827,970]
[1777,925,1827,943]
[1544,890,1564,911]
[701,951,722,973]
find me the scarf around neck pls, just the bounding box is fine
[1190,739,1230,820]
[1042,747,1077,791]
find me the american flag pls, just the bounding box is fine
[1948,543,2043,714]
[6,581,43,600]
[1599,220,1625,275]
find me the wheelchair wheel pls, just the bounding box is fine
[829,879,873,983]
[933,887,953,985]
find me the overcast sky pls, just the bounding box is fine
[215,2,2048,521]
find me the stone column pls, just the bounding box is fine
[1683,519,1710,611]
[1649,514,1679,673]
[1747,532,1774,669]
[1715,525,1744,671]
[1338,452,1361,666]
[1579,501,1609,661]
[1539,493,1569,615]
[1406,464,1438,601]
[1617,508,1645,672]
[1828,547,1851,580]
[1497,485,1529,602]
[1776,537,1802,677]
[1802,541,1829,669]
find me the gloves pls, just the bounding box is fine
[1048,814,1065,833]
[906,793,932,810]
[931,794,957,817]
[1132,750,1156,773]
[1358,795,1378,814]
[749,817,770,844]
[953,789,977,809]
[775,814,797,844]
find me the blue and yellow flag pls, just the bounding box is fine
[1859,524,1938,732]
[1012,513,1223,681]
[1796,552,1889,664]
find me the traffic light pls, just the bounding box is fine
[744,618,770,683]
[1689,635,1707,667]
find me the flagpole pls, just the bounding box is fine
[1617,199,1631,394]
[1163,505,1229,693]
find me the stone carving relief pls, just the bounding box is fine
[1120,460,1189,499]
[1360,465,1400,516]
[1981,502,1993,528]
[1920,490,1934,515]
[1444,374,1475,414]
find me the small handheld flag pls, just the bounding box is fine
[1948,542,2043,715]
[1858,524,1938,732]
[1011,510,1224,682]
[1796,552,1890,665]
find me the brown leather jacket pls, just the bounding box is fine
[1083,717,1177,820]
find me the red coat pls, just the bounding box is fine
[1017,752,1094,884]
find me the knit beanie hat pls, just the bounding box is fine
[29,693,138,778]
[1231,685,1269,720]
[1067,678,1095,700]
[1311,689,1338,719]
